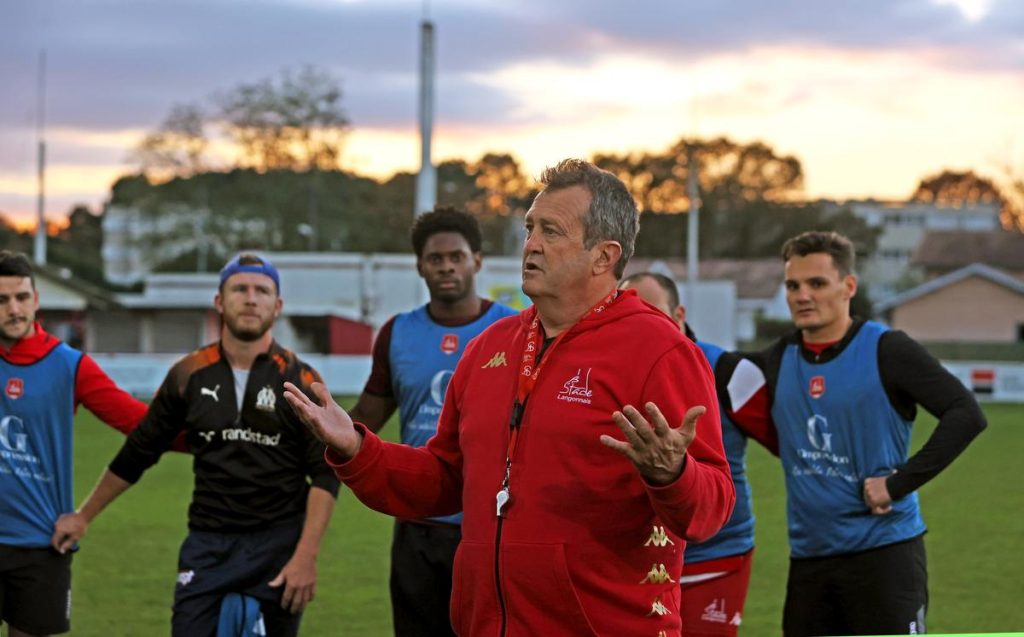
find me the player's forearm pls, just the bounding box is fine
[78,469,133,523]
[879,332,988,499]
[291,486,336,560]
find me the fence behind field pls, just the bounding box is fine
[92,354,1024,403]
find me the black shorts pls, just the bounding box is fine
[783,535,928,637]
[0,544,73,635]
[390,520,461,637]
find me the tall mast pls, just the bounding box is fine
[34,50,47,265]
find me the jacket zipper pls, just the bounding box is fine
[494,399,525,637]
[494,515,508,636]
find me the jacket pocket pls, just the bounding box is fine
[450,540,498,636]
[501,542,598,636]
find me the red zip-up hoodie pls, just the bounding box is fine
[329,291,734,636]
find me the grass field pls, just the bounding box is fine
[65,402,1023,635]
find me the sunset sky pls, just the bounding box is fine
[2,0,1023,228]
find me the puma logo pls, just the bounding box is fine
[198,431,216,442]
[201,385,220,402]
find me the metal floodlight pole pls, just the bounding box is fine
[414,18,437,218]
[686,145,699,292]
[35,50,47,265]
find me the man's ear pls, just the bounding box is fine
[843,274,858,300]
[593,241,623,276]
[673,304,686,328]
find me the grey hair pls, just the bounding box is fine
[539,158,639,278]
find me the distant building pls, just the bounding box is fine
[822,200,1001,301]
[876,263,1024,344]
[88,251,527,355]
[102,205,271,285]
[910,229,1024,280]
[33,264,120,351]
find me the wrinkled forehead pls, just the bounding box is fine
[526,185,591,227]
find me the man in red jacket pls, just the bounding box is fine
[286,159,735,636]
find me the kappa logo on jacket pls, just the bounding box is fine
[481,351,507,368]
[640,563,674,584]
[556,368,593,405]
[647,595,672,617]
[644,525,675,547]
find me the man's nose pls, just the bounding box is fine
[523,231,541,253]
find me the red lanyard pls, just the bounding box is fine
[496,290,619,518]
[507,290,619,457]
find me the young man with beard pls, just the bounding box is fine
[0,251,149,637]
[620,272,758,637]
[285,160,734,636]
[716,231,986,637]
[53,253,339,637]
[348,206,516,636]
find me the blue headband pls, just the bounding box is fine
[219,255,280,291]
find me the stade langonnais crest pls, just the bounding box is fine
[809,375,825,399]
[5,378,24,399]
[440,333,459,354]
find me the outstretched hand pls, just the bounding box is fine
[600,402,705,486]
[283,381,362,459]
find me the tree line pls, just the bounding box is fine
[2,65,1021,288]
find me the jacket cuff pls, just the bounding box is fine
[323,423,378,481]
[644,453,694,504]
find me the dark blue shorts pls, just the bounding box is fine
[172,520,304,637]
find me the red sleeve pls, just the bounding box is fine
[641,340,736,543]
[326,327,477,519]
[362,317,396,398]
[74,355,148,435]
[720,356,779,455]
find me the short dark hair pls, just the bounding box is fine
[781,231,856,277]
[0,250,35,287]
[539,159,639,278]
[619,271,679,309]
[411,206,483,258]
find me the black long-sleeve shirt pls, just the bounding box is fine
[716,319,987,500]
[110,341,339,532]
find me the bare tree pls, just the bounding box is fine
[133,103,209,181]
[216,65,350,172]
